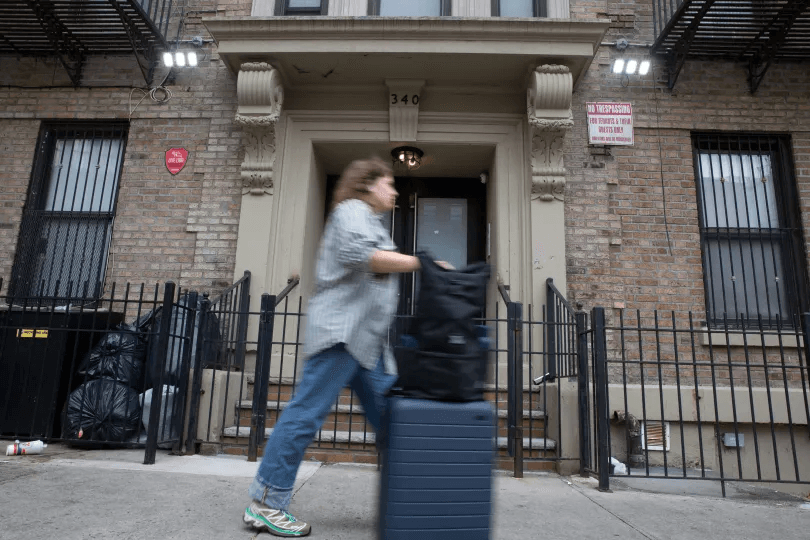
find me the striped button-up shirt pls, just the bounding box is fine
[303,199,399,375]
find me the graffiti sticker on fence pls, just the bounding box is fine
[587,102,634,145]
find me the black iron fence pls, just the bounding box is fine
[0,279,203,463]
[183,277,582,475]
[184,271,253,455]
[583,307,810,495]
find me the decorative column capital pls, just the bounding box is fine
[527,65,572,202]
[236,63,284,196]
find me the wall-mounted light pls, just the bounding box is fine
[391,146,424,170]
[613,58,650,75]
[163,51,198,68]
[611,38,650,77]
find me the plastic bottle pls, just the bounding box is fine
[5,440,47,456]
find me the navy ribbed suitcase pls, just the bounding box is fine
[379,397,495,540]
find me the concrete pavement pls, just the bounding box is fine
[1,442,809,540]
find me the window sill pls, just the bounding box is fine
[700,329,804,349]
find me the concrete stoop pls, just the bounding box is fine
[208,382,558,472]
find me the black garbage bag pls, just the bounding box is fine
[413,252,490,355]
[145,292,221,389]
[64,378,142,442]
[78,323,147,390]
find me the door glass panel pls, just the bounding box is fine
[416,198,467,270]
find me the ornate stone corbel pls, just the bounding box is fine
[527,65,573,202]
[235,63,284,196]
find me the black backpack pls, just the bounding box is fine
[393,252,491,401]
[412,252,490,355]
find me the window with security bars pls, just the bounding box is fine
[10,123,127,300]
[693,134,808,328]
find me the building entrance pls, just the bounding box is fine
[388,177,487,315]
[326,175,486,316]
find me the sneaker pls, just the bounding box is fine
[244,502,312,537]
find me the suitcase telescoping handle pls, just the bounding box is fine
[533,372,556,385]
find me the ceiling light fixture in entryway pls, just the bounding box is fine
[391,146,424,170]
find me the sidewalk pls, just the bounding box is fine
[1,442,809,540]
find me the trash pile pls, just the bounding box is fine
[63,294,219,445]
[63,311,152,443]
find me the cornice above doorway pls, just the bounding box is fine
[203,16,610,91]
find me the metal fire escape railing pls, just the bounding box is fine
[652,0,810,93]
[0,0,173,86]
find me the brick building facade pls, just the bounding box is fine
[2,0,809,479]
[2,1,807,322]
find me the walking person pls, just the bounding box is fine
[243,157,424,537]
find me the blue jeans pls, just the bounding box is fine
[249,344,396,510]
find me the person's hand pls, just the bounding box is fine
[435,260,455,270]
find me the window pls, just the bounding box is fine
[275,0,327,15]
[370,0,450,16]
[693,134,808,328]
[492,0,546,17]
[10,123,127,299]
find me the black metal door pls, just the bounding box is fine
[391,177,487,316]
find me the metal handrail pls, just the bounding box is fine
[546,277,576,316]
[275,275,301,306]
[208,270,251,308]
[498,281,511,304]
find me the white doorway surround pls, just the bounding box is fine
[205,14,609,314]
[234,110,534,311]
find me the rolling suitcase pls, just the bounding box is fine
[379,397,495,540]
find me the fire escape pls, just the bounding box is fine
[652,0,810,93]
[0,0,172,86]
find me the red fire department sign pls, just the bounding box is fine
[165,148,188,175]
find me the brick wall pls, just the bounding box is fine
[0,121,39,290]
[2,0,809,317]
[0,45,243,296]
[565,0,810,319]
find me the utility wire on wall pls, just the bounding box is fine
[651,60,674,257]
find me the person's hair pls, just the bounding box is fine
[331,156,393,209]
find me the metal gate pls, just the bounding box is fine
[581,307,810,495]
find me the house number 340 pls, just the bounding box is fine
[391,94,420,105]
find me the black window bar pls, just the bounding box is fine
[692,133,809,328]
[10,123,128,303]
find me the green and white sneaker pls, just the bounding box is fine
[244,502,312,537]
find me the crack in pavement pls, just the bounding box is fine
[562,477,660,540]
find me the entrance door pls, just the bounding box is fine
[324,175,487,316]
[390,177,487,315]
